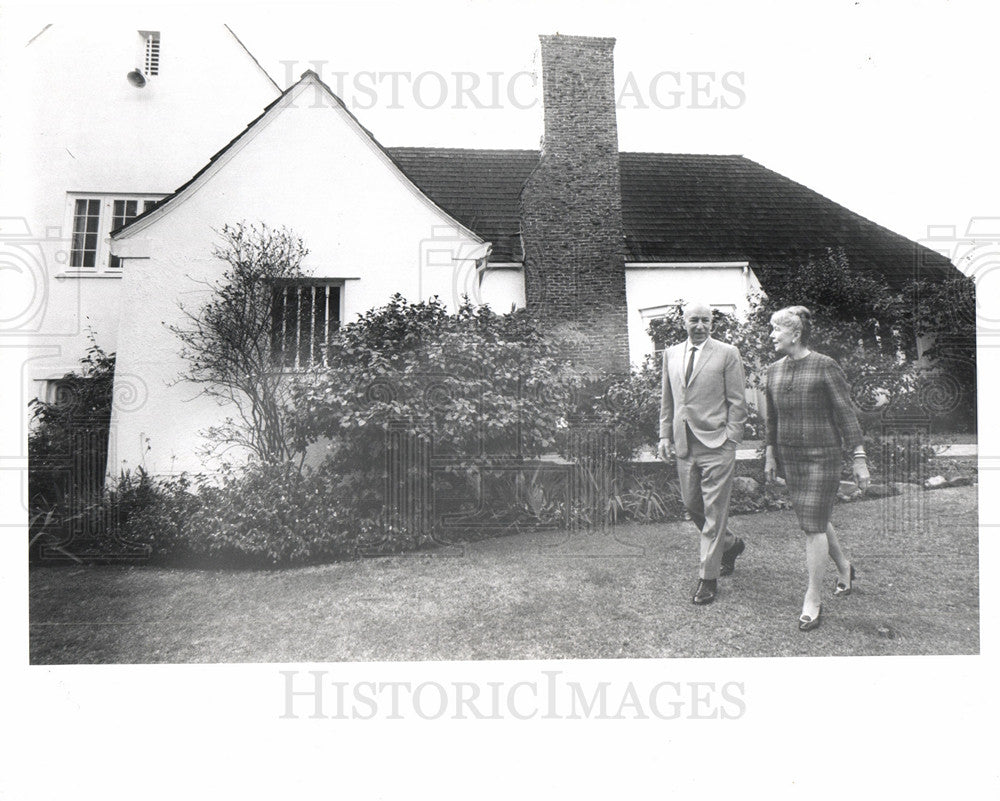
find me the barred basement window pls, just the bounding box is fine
[270,281,341,369]
[141,31,160,75]
[70,199,101,268]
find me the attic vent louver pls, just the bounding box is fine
[141,30,160,75]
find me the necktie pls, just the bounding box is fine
[685,345,697,385]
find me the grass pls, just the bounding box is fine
[29,485,978,663]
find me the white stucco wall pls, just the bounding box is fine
[625,263,763,364]
[3,22,279,387]
[109,76,487,475]
[478,265,526,313]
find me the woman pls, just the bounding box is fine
[763,306,869,631]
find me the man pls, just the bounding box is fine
[657,301,748,605]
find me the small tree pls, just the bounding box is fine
[171,222,308,462]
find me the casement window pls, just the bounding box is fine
[107,199,157,269]
[270,280,342,369]
[66,195,162,274]
[69,199,101,268]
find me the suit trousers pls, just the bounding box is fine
[675,431,736,580]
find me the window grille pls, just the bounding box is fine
[270,282,341,369]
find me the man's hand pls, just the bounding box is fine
[657,438,675,462]
[764,445,777,483]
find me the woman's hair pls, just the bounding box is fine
[770,305,813,345]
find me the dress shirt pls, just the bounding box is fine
[684,339,705,384]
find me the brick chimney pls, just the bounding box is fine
[519,34,630,374]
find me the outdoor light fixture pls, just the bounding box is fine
[126,68,147,88]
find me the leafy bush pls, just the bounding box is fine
[584,355,661,459]
[289,295,583,527]
[28,333,115,465]
[28,335,116,558]
[120,462,411,568]
[902,275,976,431]
[858,433,936,483]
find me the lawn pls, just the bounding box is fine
[29,484,978,663]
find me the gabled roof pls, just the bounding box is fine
[114,72,484,244]
[388,148,957,285]
[388,148,538,263]
[115,72,956,288]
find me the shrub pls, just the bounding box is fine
[28,333,115,466]
[28,335,116,558]
[289,295,583,528]
[903,275,976,431]
[121,462,416,568]
[858,432,935,483]
[584,355,661,460]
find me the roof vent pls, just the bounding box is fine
[140,30,160,76]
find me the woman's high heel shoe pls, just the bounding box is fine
[798,605,822,632]
[834,563,856,597]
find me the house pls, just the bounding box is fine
[108,34,960,476]
[5,21,280,400]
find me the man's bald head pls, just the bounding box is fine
[682,301,713,344]
[682,300,712,321]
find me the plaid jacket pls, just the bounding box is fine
[764,352,863,451]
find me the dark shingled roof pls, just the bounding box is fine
[388,148,538,263]
[387,147,957,287]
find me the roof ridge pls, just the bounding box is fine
[387,146,540,154]
[620,151,745,158]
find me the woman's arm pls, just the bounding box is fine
[824,358,863,451]
[763,365,778,482]
[824,358,869,490]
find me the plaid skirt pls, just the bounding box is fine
[777,445,842,532]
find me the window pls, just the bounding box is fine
[66,195,163,274]
[140,31,160,76]
[270,281,342,369]
[70,199,101,268]
[108,199,157,269]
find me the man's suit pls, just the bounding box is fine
[660,336,748,580]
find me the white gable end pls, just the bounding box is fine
[109,73,487,475]
[9,21,281,393]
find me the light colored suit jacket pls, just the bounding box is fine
[659,337,748,458]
